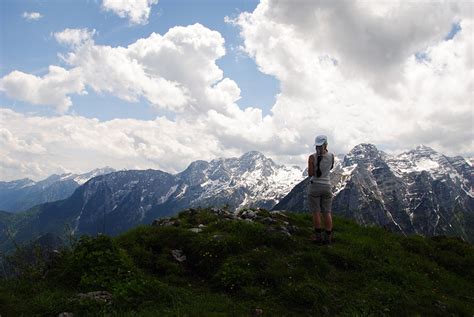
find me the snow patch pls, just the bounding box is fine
[157,185,178,204]
[175,184,188,199]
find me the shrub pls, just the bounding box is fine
[55,235,136,290]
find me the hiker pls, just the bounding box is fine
[308,135,335,244]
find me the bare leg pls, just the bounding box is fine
[313,211,322,229]
[310,211,323,242]
[323,212,333,231]
[323,212,333,244]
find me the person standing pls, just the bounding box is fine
[307,135,335,244]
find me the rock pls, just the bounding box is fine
[171,249,187,262]
[212,234,224,241]
[77,291,113,303]
[278,226,292,237]
[58,313,74,317]
[254,308,264,316]
[260,217,276,225]
[224,213,238,220]
[189,228,203,233]
[210,207,232,216]
[239,209,257,220]
[287,225,299,234]
[152,217,180,227]
[270,210,289,219]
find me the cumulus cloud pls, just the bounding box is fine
[0,66,86,113]
[234,0,470,95]
[54,28,96,47]
[1,1,473,180]
[22,12,43,21]
[0,108,234,181]
[1,24,239,114]
[102,0,158,25]
[230,0,474,156]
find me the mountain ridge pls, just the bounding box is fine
[275,143,474,242]
[0,167,116,213]
[0,151,304,250]
[1,145,472,251]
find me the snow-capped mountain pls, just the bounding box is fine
[178,151,303,210]
[0,167,115,212]
[274,144,474,242]
[5,152,303,242]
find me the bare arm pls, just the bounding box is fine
[308,155,314,177]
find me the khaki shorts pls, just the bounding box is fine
[308,182,333,213]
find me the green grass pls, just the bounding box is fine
[1,208,473,316]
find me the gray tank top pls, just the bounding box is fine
[311,152,334,185]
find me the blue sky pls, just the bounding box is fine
[1,0,278,120]
[0,0,472,181]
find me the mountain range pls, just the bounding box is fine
[0,144,472,251]
[0,167,115,213]
[275,144,474,242]
[0,151,303,250]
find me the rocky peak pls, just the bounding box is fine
[413,144,437,155]
[240,151,267,162]
[84,167,116,176]
[68,167,116,185]
[0,178,35,189]
[390,145,460,179]
[180,160,209,176]
[344,143,383,167]
[238,151,275,174]
[179,160,210,185]
[399,145,440,163]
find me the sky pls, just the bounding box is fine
[0,0,473,181]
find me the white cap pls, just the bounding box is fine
[314,135,328,146]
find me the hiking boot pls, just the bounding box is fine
[324,230,333,245]
[309,228,323,244]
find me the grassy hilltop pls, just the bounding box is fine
[1,208,473,316]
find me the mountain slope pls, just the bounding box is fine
[4,152,303,246]
[1,208,473,316]
[0,168,115,213]
[177,151,303,210]
[274,144,474,242]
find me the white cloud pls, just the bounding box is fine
[230,0,474,156]
[102,0,158,25]
[54,28,96,47]
[0,108,234,181]
[233,0,471,95]
[0,66,86,113]
[1,24,236,114]
[0,128,46,154]
[22,12,43,21]
[1,1,473,181]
